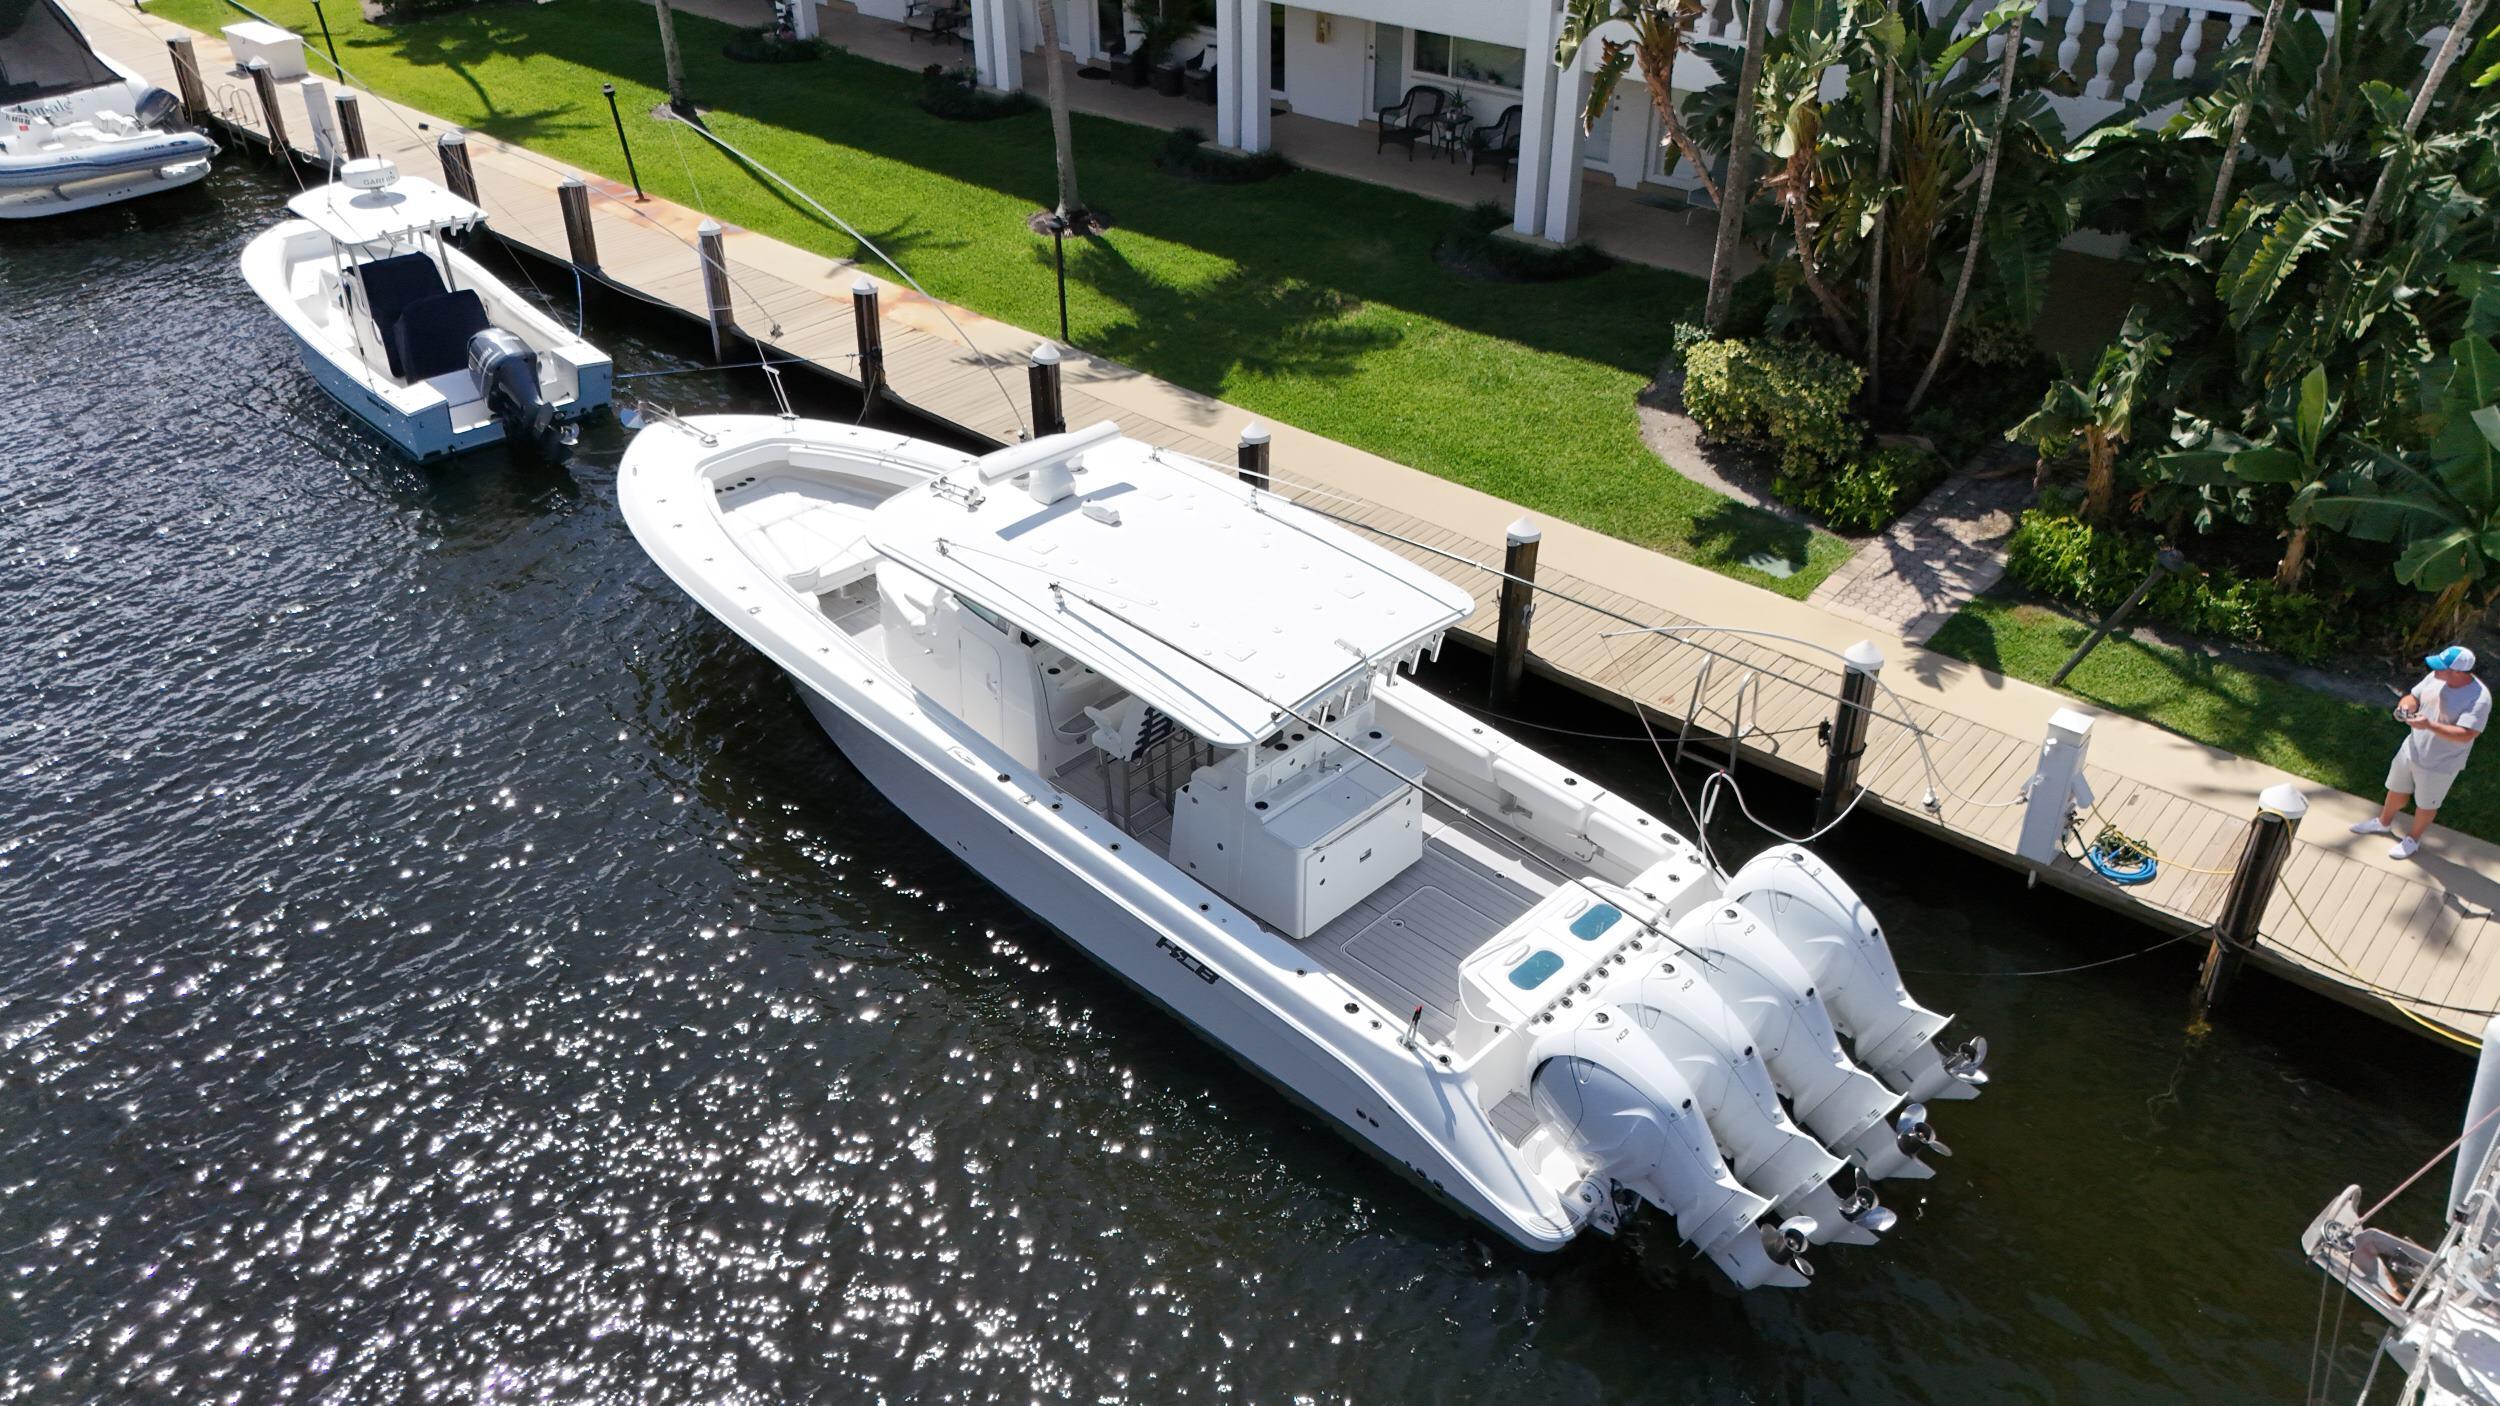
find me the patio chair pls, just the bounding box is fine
[1469,104,1522,176]
[1376,85,1446,160]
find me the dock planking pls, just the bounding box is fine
[89,0,2500,1046]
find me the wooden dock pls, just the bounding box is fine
[80,0,2500,1047]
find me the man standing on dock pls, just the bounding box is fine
[2352,646,2489,859]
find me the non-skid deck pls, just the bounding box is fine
[89,0,2500,1047]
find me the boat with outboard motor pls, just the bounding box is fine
[0,0,215,217]
[618,411,1990,1287]
[241,156,610,462]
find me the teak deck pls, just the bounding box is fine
[86,0,2499,1046]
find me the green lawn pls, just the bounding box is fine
[1927,594,2500,842]
[159,0,1848,595]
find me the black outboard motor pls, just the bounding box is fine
[466,327,571,462]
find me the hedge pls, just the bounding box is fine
[1432,202,1615,283]
[1154,126,1294,184]
[2003,509,2342,663]
[917,66,1038,120]
[1774,444,1948,534]
[1682,336,1863,479]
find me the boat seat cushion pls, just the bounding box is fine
[353,253,449,343]
[386,289,491,382]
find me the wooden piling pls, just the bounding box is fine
[558,177,598,271]
[698,221,736,363]
[333,90,368,161]
[166,36,208,121]
[435,130,478,204]
[1816,641,1884,832]
[852,277,885,403]
[1237,424,1271,492]
[1492,519,1540,713]
[245,58,289,158]
[2197,784,2309,1016]
[1027,346,1066,438]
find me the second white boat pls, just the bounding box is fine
[619,411,1990,1287]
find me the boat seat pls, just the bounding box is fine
[386,289,491,381]
[783,537,879,594]
[352,253,448,341]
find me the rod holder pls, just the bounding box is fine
[166,36,208,121]
[332,89,368,161]
[1492,518,1541,713]
[1027,345,1066,438]
[852,276,885,404]
[697,220,735,363]
[558,176,598,271]
[2196,783,2307,1016]
[245,57,290,159]
[435,129,478,205]
[1816,641,1884,832]
[1236,423,1270,493]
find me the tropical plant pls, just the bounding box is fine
[1558,0,1724,208]
[2312,339,2500,643]
[2157,365,2360,588]
[2009,308,2170,522]
[1906,0,2038,413]
[1704,0,1771,333]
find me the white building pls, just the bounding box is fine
[837,0,2270,246]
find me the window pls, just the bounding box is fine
[1098,0,1126,53]
[1270,1,1285,91]
[1410,30,1524,92]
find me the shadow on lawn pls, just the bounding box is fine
[1686,501,1817,585]
[352,16,582,148]
[1064,238,1400,388]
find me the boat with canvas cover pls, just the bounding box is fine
[618,412,1992,1287]
[0,0,215,217]
[242,156,610,462]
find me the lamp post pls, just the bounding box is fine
[2050,546,2191,688]
[602,83,647,202]
[308,0,342,78]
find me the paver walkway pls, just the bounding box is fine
[93,0,2500,1047]
[1809,471,2034,644]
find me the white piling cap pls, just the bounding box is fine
[2258,783,2309,820]
[1030,344,1060,366]
[1238,422,1270,446]
[1842,639,1885,674]
[437,127,466,147]
[695,217,722,236]
[851,275,877,296]
[1506,517,1541,546]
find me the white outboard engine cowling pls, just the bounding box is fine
[467,327,568,462]
[1722,847,1989,1104]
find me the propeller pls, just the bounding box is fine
[1762,1216,1819,1277]
[1944,1035,1990,1087]
[1896,1102,1953,1159]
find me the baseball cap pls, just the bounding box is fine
[2426,645,2479,672]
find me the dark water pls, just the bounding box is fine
[0,162,2469,1405]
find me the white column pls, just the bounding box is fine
[1236,0,1271,152]
[1215,0,1243,147]
[1512,0,1557,237]
[1541,57,1587,243]
[972,0,1023,91]
[788,0,820,41]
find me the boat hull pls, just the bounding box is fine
[0,133,213,219]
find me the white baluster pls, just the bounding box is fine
[2127,1,2168,98]
[2171,7,2207,80]
[2059,0,2090,76]
[2089,0,2128,97]
[1767,0,1789,34]
[2223,8,2250,48]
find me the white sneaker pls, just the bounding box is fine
[2351,817,2391,836]
[2390,836,2421,860]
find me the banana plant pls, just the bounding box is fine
[2010,307,2170,523]
[2158,365,2358,587]
[2311,338,2500,643]
[1751,0,1864,340]
[1908,0,2043,413]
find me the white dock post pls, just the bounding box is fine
[2016,708,2097,865]
[300,75,341,166]
[697,220,735,363]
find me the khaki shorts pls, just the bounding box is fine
[2389,750,2465,808]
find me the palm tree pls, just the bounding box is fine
[2352,0,2492,252]
[1558,0,1723,207]
[654,0,690,115]
[1034,0,1089,226]
[1703,0,1772,333]
[2199,0,2290,238]
[1906,0,2034,414]
[1862,5,1904,401]
[1752,0,1863,341]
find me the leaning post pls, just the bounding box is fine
[1816,641,1885,832]
[1028,345,1066,437]
[851,277,885,405]
[166,36,209,122]
[2195,783,2308,1018]
[245,57,290,159]
[1491,518,1541,713]
[697,220,736,363]
[332,89,369,161]
[558,176,598,272]
[435,130,478,204]
[1236,423,1270,492]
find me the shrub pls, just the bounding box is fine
[2004,509,2345,663]
[1681,336,1864,478]
[1661,321,1711,379]
[917,65,1038,121]
[1432,202,1615,283]
[723,26,828,61]
[1774,444,1948,533]
[1154,127,1294,184]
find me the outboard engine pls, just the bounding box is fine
[132,87,184,130]
[467,327,571,462]
[1670,900,1927,1180]
[1531,1039,1809,1290]
[1722,847,1990,1103]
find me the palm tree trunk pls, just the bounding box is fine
[1035,0,1084,219]
[2082,430,2116,522]
[654,0,689,113]
[1637,31,1722,206]
[2354,0,2490,252]
[1906,8,2027,415]
[2201,0,2287,239]
[1703,0,1771,333]
[1865,55,1896,404]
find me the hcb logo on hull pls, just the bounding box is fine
[1154,935,1221,985]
